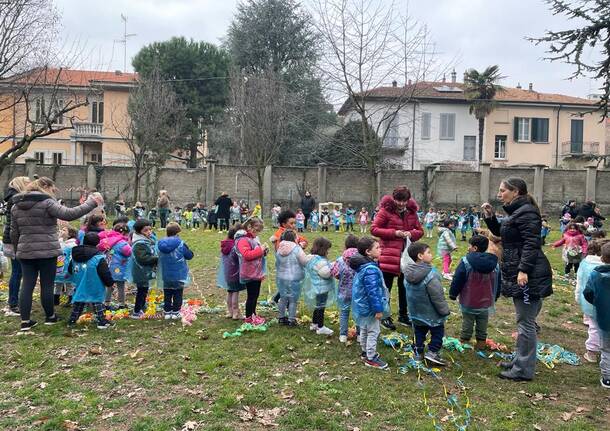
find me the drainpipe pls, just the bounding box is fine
[411,102,417,170]
[555,104,562,168]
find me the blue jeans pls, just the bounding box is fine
[413,324,444,355]
[8,258,22,308]
[339,298,359,336]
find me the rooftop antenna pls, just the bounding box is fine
[115,14,136,72]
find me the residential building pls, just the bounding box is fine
[338,75,606,169]
[0,68,137,166]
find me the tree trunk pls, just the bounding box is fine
[256,167,264,216]
[478,117,485,162]
[188,140,198,168]
[133,160,142,203]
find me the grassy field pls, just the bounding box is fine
[1,221,609,431]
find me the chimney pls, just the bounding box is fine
[528,82,533,91]
[516,82,522,89]
[442,74,446,83]
[115,70,123,75]
[392,80,397,87]
[451,69,457,83]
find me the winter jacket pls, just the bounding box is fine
[576,255,602,318]
[300,196,316,214]
[158,235,193,288]
[449,252,501,313]
[271,227,308,250]
[235,232,266,282]
[331,247,358,303]
[69,244,114,303]
[215,195,233,219]
[561,203,577,219]
[583,264,610,331]
[10,192,97,259]
[217,237,240,290]
[578,202,605,222]
[276,240,307,298]
[350,253,389,325]
[553,229,588,263]
[371,195,424,275]
[2,187,19,245]
[437,227,457,255]
[98,230,132,255]
[131,233,158,284]
[484,196,553,299]
[404,262,449,327]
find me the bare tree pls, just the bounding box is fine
[111,68,184,202]
[228,69,292,211]
[311,0,443,201]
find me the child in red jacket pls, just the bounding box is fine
[553,222,588,276]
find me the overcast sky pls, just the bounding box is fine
[55,0,602,100]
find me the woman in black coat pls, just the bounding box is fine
[482,177,552,381]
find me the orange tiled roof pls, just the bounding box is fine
[2,67,138,87]
[338,81,597,114]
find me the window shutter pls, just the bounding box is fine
[540,119,549,142]
[531,118,539,142]
[513,117,519,141]
[99,102,104,124]
[448,114,455,139]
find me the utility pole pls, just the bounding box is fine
[116,14,136,72]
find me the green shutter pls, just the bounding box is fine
[513,117,519,141]
[531,118,539,142]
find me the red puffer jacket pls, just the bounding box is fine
[371,195,424,275]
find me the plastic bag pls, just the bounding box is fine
[303,256,336,311]
[400,237,413,273]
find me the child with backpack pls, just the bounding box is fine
[404,242,450,365]
[449,235,501,350]
[158,223,194,320]
[99,223,132,310]
[217,224,245,319]
[67,232,115,329]
[54,225,78,305]
[130,219,158,319]
[304,237,335,336]
[351,237,390,369]
[331,234,359,343]
[275,229,307,326]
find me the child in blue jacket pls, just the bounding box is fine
[584,242,610,389]
[351,237,390,370]
[158,222,194,319]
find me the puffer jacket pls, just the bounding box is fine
[449,252,501,311]
[437,227,457,255]
[158,235,194,288]
[98,230,132,255]
[583,264,610,331]
[484,196,553,299]
[552,229,588,261]
[131,233,158,284]
[10,192,97,259]
[331,247,358,302]
[404,261,449,326]
[371,195,424,275]
[350,253,389,324]
[2,187,19,245]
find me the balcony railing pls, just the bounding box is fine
[73,122,103,138]
[561,141,600,156]
[382,137,408,153]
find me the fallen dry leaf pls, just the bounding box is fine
[62,420,80,430]
[181,421,199,431]
[129,349,140,359]
[38,382,47,389]
[561,412,573,422]
[280,389,294,400]
[342,408,351,417]
[88,346,103,355]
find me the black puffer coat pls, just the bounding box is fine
[2,187,19,245]
[485,196,553,300]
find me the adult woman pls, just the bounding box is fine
[215,192,233,231]
[371,186,423,330]
[11,177,103,330]
[157,190,170,228]
[482,177,552,381]
[300,191,316,230]
[3,176,30,316]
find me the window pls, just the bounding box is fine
[35,98,46,123]
[34,151,45,164]
[91,153,102,164]
[570,119,584,153]
[494,135,507,159]
[52,99,64,125]
[463,136,476,161]
[91,101,104,124]
[439,113,455,140]
[531,118,549,143]
[421,112,431,139]
[383,114,400,148]
[52,152,63,165]
[516,117,530,141]
[514,117,549,143]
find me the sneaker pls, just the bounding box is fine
[397,316,411,327]
[244,316,254,324]
[309,323,319,331]
[316,326,334,336]
[442,273,453,281]
[380,317,396,331]
[172,312,182,320]
[424,351,447,366]
[97,320,114,329]
[130,311,144,320]
[601,378,610,389]
[360,351,367,361]
[278,317,289,326]
[584,350,599,363]
[20,320,38,331]
[287,320,298,327]
[365,354,389,370]
[5,307,20,317]
[339,335,348,343]
[44,315,60,325]
[251,315,266,325]
[164,312,173,320]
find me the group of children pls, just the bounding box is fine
[271,205,374,233]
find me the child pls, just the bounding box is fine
[270,210,308,251]
[404,242,450,365]
[271,203,282,228]
[183,208,193,229]
[235,217,269,325]
[295,209,305,233]
[158,223,194,320]
[54,225,78,305]
[251,201,262,218]
[99,223,132,310]
[67,232,115,329]
[437,218,458,280]
[583,242,610,389]
[553,222,588,276]
[576,239,606,363]
[309,209,319,232]
[208,206,218,231]
[173,207,183,226]
[78,214,106,244]
[331,234,359,343]
[345,205,356,232]
[333,206,341,232]
[304,237,335,336]
[275,229,307,326]
[541,214,550,245]
[199,205,209,230]
[358,207,369,233]
[217,224,245,319]
[133,202,146,220]
[147,208,158,228]
[449,235,501,350]
[423,208,437,238]
[560,212,572,233]
[192,205,202,229]
[130,219,158,319]
[230,202,242,226]
[458,209,468,241]
[351,236,390,369]
[320,207,330,232]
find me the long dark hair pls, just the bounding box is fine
[502,177,539,211]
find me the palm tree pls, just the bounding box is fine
[463,65,504,163]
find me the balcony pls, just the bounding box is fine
[382,137,408,154]
[561,141,600,156]
[72,122,103,141]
